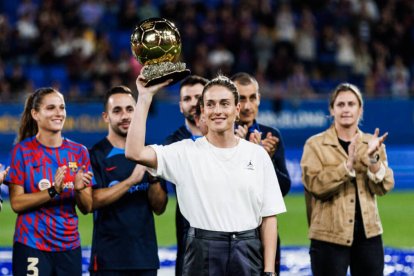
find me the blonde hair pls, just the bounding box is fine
[329,82,364,123]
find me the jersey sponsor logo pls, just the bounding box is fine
[246,160,255,170]
[128,182,149,193]
[68,162,78,172]
[62,181,75,189]
[105,166,117,172]
[38,179,52,190]
[108,180,149,193]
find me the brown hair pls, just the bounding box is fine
[201,75,239,106]
[17,87,60,143]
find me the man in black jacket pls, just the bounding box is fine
[164,75,209,276]
[231,72,291,275]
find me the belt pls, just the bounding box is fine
[188,227,260,241]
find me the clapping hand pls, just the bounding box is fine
[74,166,93,192]
[261,132,279,158]
[235,124,248,139]
[54,166,67,194]
[128,164,146,186]
[367,128,388,157]
[346,133,360,171]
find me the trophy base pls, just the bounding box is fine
[142,62,191,87]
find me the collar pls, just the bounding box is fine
[322,125,369,146]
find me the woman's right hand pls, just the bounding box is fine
[135,70,172,98]
[54,166,67,194]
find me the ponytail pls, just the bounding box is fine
[16,87,57,143]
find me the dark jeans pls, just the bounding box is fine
[310,234,384,276]
[182,227,263,276]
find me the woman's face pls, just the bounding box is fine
[202,85,240,134]
[32,92,66,133]
[331,90,362,129]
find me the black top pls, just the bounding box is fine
[88,138,160,271]
[338,138,362,220]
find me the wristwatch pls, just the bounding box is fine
[47,186,60,198]
[263,272,277,276]
[369,153,380,164]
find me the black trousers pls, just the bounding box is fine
[310,217,384,276]
[182,227,263,276]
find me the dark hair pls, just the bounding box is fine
[17,87,59,143]
[103,85,136,111]
[230,72,259,88]
[180,75,209,91]
[201,75,239,106]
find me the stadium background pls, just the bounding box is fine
[0,0,413,275]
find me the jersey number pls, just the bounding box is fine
[27,257,39,276]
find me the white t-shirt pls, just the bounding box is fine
[149,137,286,232]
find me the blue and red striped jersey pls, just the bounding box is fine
[5,136,95,252]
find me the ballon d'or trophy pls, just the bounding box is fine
[131,17,190,87]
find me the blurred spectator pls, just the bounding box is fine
[207,43,234,76]
[295,7,317,72]
[336,27,355,79]
[318,25,337,78]
[352,41,372,86]
[274,2,296,44]
[17,0,38,22]
[0,15,12,60]
[118,0,139,30]
[253,23,274,74]
[389,56,410,99]
[6,64,29,96]
[79,0,104,28]
[0,0,412,102]
[137,0,160,22]
[365,59,390,98]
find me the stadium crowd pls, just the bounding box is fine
[0,0,413,103]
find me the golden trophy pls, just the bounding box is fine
[130,17,190,87]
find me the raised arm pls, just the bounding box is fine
[125,74,171,169]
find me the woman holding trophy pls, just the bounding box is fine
[126,71,285,276]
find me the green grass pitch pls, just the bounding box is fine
[1,191,413,248]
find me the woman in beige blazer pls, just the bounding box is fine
[301,83,394,276]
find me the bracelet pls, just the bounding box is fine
[262,272,277,276]
[47,186,59,198]
[369,153,380,164]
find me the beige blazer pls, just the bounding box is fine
[301,125,394,246]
